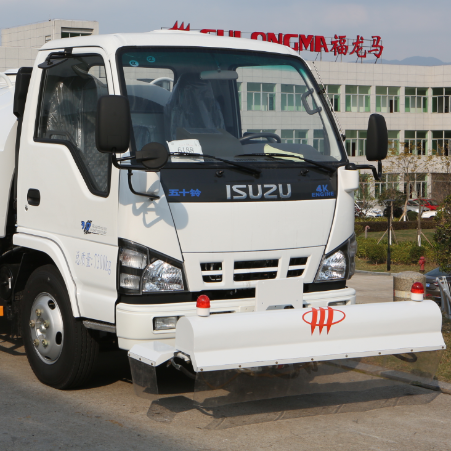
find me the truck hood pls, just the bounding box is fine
[168,199,336,253]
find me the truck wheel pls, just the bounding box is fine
[21,264,98,389]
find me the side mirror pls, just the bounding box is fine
[136,142,169,170]
[96,95,130,153]
[366,113,388,161]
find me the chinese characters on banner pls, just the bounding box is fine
[169,22,384,59]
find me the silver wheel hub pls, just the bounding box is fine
[29,293,64,364]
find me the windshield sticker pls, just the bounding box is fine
[168,189,201,198]
[146,56,156,63]
[167,139,203,162]
[129,60,139,67]
[81,220,107,236]
[312,185,334,198]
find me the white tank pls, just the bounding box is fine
[0,73,18,238]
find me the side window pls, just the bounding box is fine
[36,54,110,195]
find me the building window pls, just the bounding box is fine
[405,87,428,113]
[61,28,93,38]
[432,130,451,156]
[247,83,276,111]
[388,130,400,155]
[375,174,399,198]
[246,129,277,140]
[345,130,367,156]
[281,84,306,111]
[345,86,370,112]
[432,88,451,113]
[326,85,340,112]
[404,131,427,155]
[313,130,325,153]
[376,86,400,113]
[281,130,308,144]
[45,35,51,43]
[404,174,428,198]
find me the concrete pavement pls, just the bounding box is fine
[1,272,451,451]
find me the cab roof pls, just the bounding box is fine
[40,30,303,60]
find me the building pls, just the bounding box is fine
[0,19,98,72]
[1,20,450,202]
[237,60,451,203]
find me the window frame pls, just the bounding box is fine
[33,52,113,198]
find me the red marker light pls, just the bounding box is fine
[411,282,424,302]
[196,295,210,308]
[197,295,211,316]
[411,282,424,294]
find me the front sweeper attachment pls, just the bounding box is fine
[128,300,445,407]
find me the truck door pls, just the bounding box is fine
[17,48,119,322]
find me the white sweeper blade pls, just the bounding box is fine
[175,300,445,372]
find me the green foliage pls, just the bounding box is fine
[406,211,418,221]
[354,224,364,236]
[355,217,387,223]
[357,237,435,265]
[366,242,387,263]
[433,195,451,272]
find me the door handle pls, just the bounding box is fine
[27,189,40,206]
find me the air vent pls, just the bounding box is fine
[233,259,279,281]
[287,257,308,278]
[201,262,223,283]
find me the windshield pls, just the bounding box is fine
[118,47,346,166]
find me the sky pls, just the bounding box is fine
[0,0,448,61]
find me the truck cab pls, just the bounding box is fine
[0,31,388,389]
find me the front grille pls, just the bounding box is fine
[287,257,308,278]
[201,262,223,283]
[233,259,279,281]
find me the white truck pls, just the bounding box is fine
[0,31,445,399]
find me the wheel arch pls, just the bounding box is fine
[12,233,80,317]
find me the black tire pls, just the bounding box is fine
[21,264,98,389]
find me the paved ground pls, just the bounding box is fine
[348,272,393,304]
[1,272,451,451]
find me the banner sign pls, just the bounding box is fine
[169,22,383,59]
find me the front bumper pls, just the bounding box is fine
[116,287,356,350]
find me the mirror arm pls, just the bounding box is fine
[112,154,150,171]
[345,160,383,181]
[127,170,160,201]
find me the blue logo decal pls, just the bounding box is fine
[168,189,201,197]
[312,184,334,198]
[146,56,156,63]
[129,60,139,67]
[81,220,92,234]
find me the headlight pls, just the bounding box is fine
[316,250,347,281]
[315,234,357,282]
[118,239,185,294]
[142,260,184,292]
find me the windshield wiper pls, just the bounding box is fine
[170,152,261,176]
[236,153,335,175]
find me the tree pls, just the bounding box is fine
[383,142,433,221]
[355,172,378,216]
[433,195,451,272]
[378,188,405,218]
[431,144,451,203]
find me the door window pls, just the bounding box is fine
[35,54,110,196]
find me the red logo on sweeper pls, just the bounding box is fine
[302,307,346,335]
